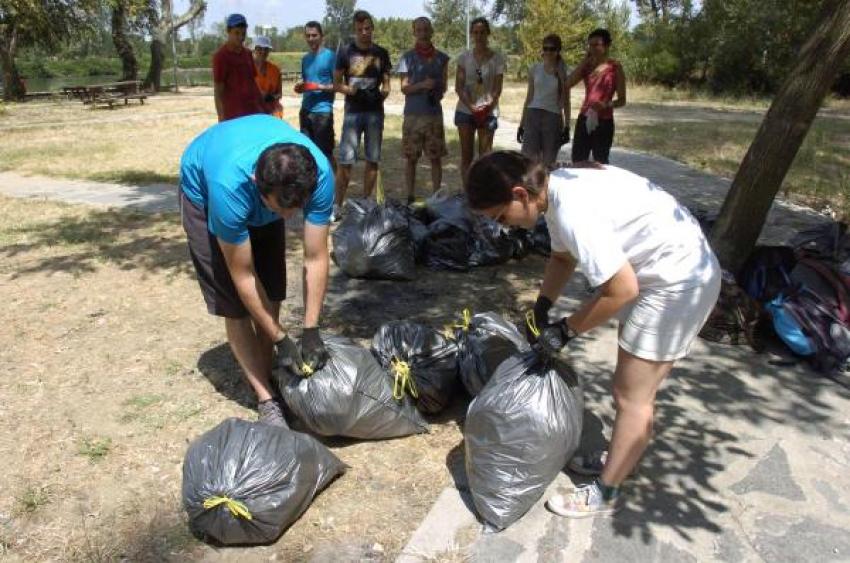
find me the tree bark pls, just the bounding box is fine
[143,0,206,91]
[111,2,138,82]
[709,0,850,274]
[0,24,24,101]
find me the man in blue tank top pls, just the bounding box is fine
[179,114,334,427]
[296,21,336,165]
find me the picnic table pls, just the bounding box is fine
[63,80,148,108]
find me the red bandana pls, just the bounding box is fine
[415,42,436,60]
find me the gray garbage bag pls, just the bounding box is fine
[278,335,428,439]
[331,198,417,280]
[469,216,514,267]
[371,321,460,414]
[465,351,583,530]
[451,311,530,396]
[182,418,345,545]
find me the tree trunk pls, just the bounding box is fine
[0,25,24,101]
[709,0,850,274]
[111,2,138,82]
[144,34,165,91]
[142,0,206,92]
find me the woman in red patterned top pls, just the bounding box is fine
[565,29,626,164]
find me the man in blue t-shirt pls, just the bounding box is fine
[179,114,334,427]
[295,21,336,164]
[398,17,449,203]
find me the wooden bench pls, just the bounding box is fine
[83,92,147,109]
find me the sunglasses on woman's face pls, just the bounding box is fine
[542,46,558,52]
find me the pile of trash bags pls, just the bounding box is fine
[183,310,583,543]
[277,335,429,439]
[182,418,346,545]
[332,193,551,280]
[371,321,460,414]
[464,351,584,531]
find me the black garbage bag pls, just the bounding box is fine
[469,215,515,267]
[424,191,473,224]
[331,198,417,280]
[423,218,474,271]
[531,216,551,256]
[182,418,345,545]
[371,321,460,414]
[465,351,583,531]
[451,310,530,396]
[278,335,428,439]
[507,227,534,260]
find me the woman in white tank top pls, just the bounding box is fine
[518,34,570,167]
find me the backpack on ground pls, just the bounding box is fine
[699,270,766,351]
[738,245,797,303]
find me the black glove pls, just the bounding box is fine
[300,327,329,371]
[275,335,305,376]
[517,126,525,145]
[560,125,570,146]
[525,295,553,345]
[263,93,275,103]
[538,318,577,355]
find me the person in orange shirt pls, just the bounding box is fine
[253,36,283,119]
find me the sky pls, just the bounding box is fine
[177,0,435,33]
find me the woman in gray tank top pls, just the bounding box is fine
[518,34,570,167]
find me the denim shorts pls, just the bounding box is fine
[454,110,498,132]
[338,111,384,165]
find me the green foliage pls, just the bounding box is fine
[517,0,594,75]
[323,0,357,49]
[78,437,112,463]
[16,485,51,514]
[426,0,484,53]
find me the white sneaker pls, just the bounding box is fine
[546,482,620,519]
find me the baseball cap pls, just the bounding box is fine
[253,36,273,50]
[226,13,247,29]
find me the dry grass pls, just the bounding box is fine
[0,190,545,560]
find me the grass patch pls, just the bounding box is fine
[123,394,163,409]
[16,484,52,514]
[615,116,850,215]
[77,437,112,463]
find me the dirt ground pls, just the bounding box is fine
[0,192,546,561]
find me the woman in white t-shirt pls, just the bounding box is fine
[454,17,506,186]
[465,151,721,518]
[518,34,570,167]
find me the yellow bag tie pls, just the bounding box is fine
[300,362,314,377]
[203,496,253,520]
[525,310,541,338]
[390,357,418,400]
[454,308,473,332]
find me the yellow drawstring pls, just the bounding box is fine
[203,496,253,520]
[390,357,418,400]
[444,308,473,340]
[525,310,541,338]
[300,363,314,377]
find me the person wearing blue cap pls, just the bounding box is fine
[213,13,264,121]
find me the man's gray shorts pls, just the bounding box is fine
[180,190,286,318]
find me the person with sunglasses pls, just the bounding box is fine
[454,17,506,186]
[563,28,626,164]
[464,151,720,517]
[518,34,570,167]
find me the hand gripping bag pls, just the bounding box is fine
[182,418,345,545]
[278,335,428,439]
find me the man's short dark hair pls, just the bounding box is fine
[588,28,612,46]
[305,21,323,35]
[353,10,373,26]
[255,143,318,209]
[469,16,490,34]
[413,16,431,29]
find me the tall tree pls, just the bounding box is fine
[143,0,205,91]
[426,0,482,53]
[709,0,850,273]
[517,0,593,74]
[109,0,150,82]
[0,0,92,100]
[323,0,356,51]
